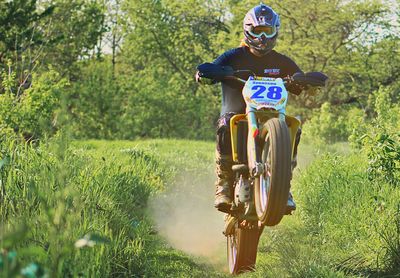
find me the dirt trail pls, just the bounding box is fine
[149,168,227,267]
[147,141,327,273]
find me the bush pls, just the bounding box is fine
[364,132,400,186]
[357,86,400,186]
[0,68,67,140]
[302,102,356,145]
[19,70,68,138]
[68,60,124,139]
[67,59,218,140]
[296,153,400,274]
[296,85,400,275]
[0,136,163,276]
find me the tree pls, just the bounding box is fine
[118,0,229,139]
[228,0,389,109]
[0,0,106,138]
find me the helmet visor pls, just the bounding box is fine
[249,26,277,39]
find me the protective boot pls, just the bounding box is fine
[286,192,296,214]
[214,151,234,213]
[286,128,301,215]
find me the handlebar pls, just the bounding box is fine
[224,72,293,85]
[196,63,328,88]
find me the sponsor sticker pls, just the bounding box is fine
[264,68,280,76]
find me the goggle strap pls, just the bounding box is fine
[248,29,277,39]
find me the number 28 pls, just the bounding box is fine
[251,85,282,100]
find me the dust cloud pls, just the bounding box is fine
[148,166,226,265]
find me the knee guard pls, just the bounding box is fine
[216,112,236,156]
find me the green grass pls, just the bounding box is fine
[2,137,399,277]
[0,137,224,277]
[245,152,400,277]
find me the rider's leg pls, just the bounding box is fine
[291,127,302,171]
[286,127,302,214]
[215,151,234,210]
[214,113,236,212]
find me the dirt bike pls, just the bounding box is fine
[197,63,328,275]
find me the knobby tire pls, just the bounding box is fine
[254,118,292,226]
[227,223,260,275]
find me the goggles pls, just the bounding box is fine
[248,26,277,39]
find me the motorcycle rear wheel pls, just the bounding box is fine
[227,222,260,275]
[254,118,292,226]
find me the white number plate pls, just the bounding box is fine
[242,77,288,110]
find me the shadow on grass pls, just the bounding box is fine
[145,244,227,278]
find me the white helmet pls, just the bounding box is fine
[243,4,280,55]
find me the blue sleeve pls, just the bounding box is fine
[281,54,302,75]
[213,47,243,66]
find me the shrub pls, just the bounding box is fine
[296,85,400,275]
[0,67,67,140]
[358,86,400,186]
[19,70,68,139]
[0,136,163,276]
[302,102,353,145]
[296,153,400,274]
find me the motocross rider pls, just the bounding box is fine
[196,4,303,213]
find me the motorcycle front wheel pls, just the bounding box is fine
[227,221,260,275]
[254,118,292,226]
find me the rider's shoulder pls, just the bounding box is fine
[270,50,296,63]
[214,47,247,65]
[220,47,247,58]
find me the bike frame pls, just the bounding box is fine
[229,77,301,176]
[230,113,301,168]
[223,75,306,237]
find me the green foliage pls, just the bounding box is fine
[0,68,67,139]
[40,0,106,73]
[19,70,68,138]
[117,0,228,139]
[1,0,399,141]
[365,132,400,186]
[0,0,105,72]
[0,138,221,277]
[0,0,106,140]
[302,102,353,144]
[339,38,400,111]
[302,84,400,148]
[357,87,400,186]
[68,60,124,139]
[0,0,53,56]
[296,153,400,275]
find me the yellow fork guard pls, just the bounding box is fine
[230,114,301,162]
[230,114,247,162]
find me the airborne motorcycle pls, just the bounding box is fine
[197,63,328,274]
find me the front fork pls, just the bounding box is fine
[247,109,263,177]
[247,110,288,177]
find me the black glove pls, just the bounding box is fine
[195,71,215,85]
[286,82,305,95]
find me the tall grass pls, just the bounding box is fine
[249,87,400,277]
[248,152,400,278]
[1,134,398,276]
[0,136,222,277]
[296,153,400,275]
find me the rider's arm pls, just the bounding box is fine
[213,48,242,66]
[195,48,243,84]
[281,55,305,95]
[286,73,305,95]
[195,71,215,84]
